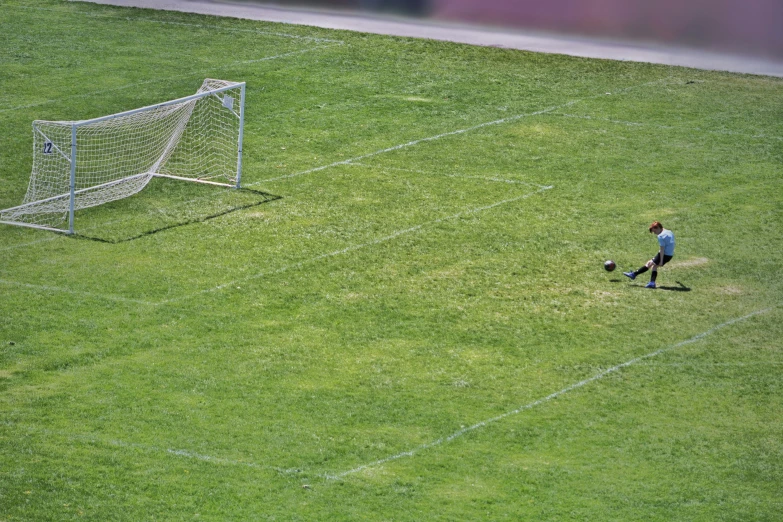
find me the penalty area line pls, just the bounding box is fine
[160,185,553,305]
[323,306,774,480]
[254,78,674,185]
[0,182,552,305]
[255,105,575,184]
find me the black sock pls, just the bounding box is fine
[635,266,649,276]
[650,270,658,283]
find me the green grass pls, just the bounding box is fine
[1,1,782,520]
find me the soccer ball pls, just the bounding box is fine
[604,260,616,272]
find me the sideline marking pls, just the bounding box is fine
[323,307,774,479]
[160,185,553,304]
[6,307,771,479]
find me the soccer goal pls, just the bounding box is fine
[0,79,246,234]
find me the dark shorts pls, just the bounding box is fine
[653,253,673,266]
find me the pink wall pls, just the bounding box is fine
[431,0,783,58]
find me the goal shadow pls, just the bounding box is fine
[71,178,281,244]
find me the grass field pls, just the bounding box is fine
[1,1,782,520]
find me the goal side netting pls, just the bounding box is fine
[0,79,245,234]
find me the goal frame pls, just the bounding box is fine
[0,80,246,235]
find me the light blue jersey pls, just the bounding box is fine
[657,228,675,255]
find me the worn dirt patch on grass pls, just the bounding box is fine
[671,257,709,268]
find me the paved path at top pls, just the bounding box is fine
[80,0,783,77]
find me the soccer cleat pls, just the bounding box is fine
[623,271,636,280]
[645,281,656,289]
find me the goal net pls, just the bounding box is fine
[0,79,245,234]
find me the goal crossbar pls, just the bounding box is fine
[68,82,243,128]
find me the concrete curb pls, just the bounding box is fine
[76,0,783,77]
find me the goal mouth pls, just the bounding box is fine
[1,173,154,231]
[0,79,246,235]
[68,182,281,244]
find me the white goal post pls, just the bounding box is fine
[0,79,246,234]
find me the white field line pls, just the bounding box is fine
[1,186,551,304]
[0,279,158,306]
[0,234,63,253]
[159,185,553,305]
[0,45,341,115]
[2,308,774,480]
[348,162,550,188]
[323,306,774,480]
[4,422,285,472]
[639,361,783,367]
[0,5,344,114]
[0,184,551,304]
[254,78,672,185]
[255,105,575,184]
[230,44,341,66]
[551,112,783,141]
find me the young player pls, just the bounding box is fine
[623,221,675,289]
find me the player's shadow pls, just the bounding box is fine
[658,281,691,292]
[73,187,282,244]
[609,279,691,291]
